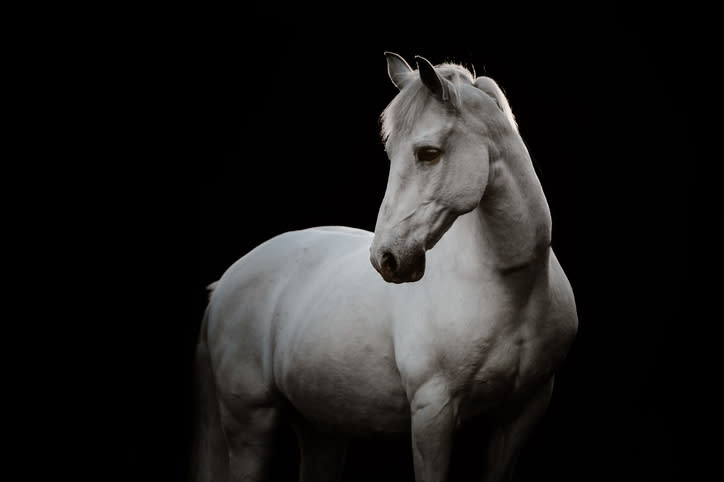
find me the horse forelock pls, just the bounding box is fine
[380,62,517,143]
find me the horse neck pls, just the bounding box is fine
[441,130,552,279]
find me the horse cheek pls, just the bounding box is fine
[453,160,488,213]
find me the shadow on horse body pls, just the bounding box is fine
[192,52,578,482]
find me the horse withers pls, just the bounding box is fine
[192,52,578,482]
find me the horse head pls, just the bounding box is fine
[370,52,517,283]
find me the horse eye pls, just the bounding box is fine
[416,146,442,164]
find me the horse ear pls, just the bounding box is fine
[385,52,413,90]
[415,55,449,102]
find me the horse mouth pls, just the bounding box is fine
[381,267,424,284]
[371,250,426,284]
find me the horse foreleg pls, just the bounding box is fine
[483,377,554,482]
[409,376,456,482]
[293,420,347,482]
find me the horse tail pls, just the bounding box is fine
[205,281,218,300]
[190,301,230,482]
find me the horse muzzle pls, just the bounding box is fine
[370,245,426,283]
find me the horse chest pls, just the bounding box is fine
[409,281,572,419]
[458,325,550,413]
[440,316,530,410]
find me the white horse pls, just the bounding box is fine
[192,52,578,482]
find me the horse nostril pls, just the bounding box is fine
[380,251,397,274]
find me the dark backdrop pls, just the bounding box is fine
[110,4,712,481]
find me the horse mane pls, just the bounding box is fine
[380,62,517,142]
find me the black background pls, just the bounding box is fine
[106,3,714,481]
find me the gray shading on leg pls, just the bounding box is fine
[293,421,347,482]
[409,377,456,482]
[484,377,555,482]
[219,401,280,482]
[190,329,231,482]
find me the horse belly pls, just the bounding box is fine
[275,316,410,436]
[220,227,409,435]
